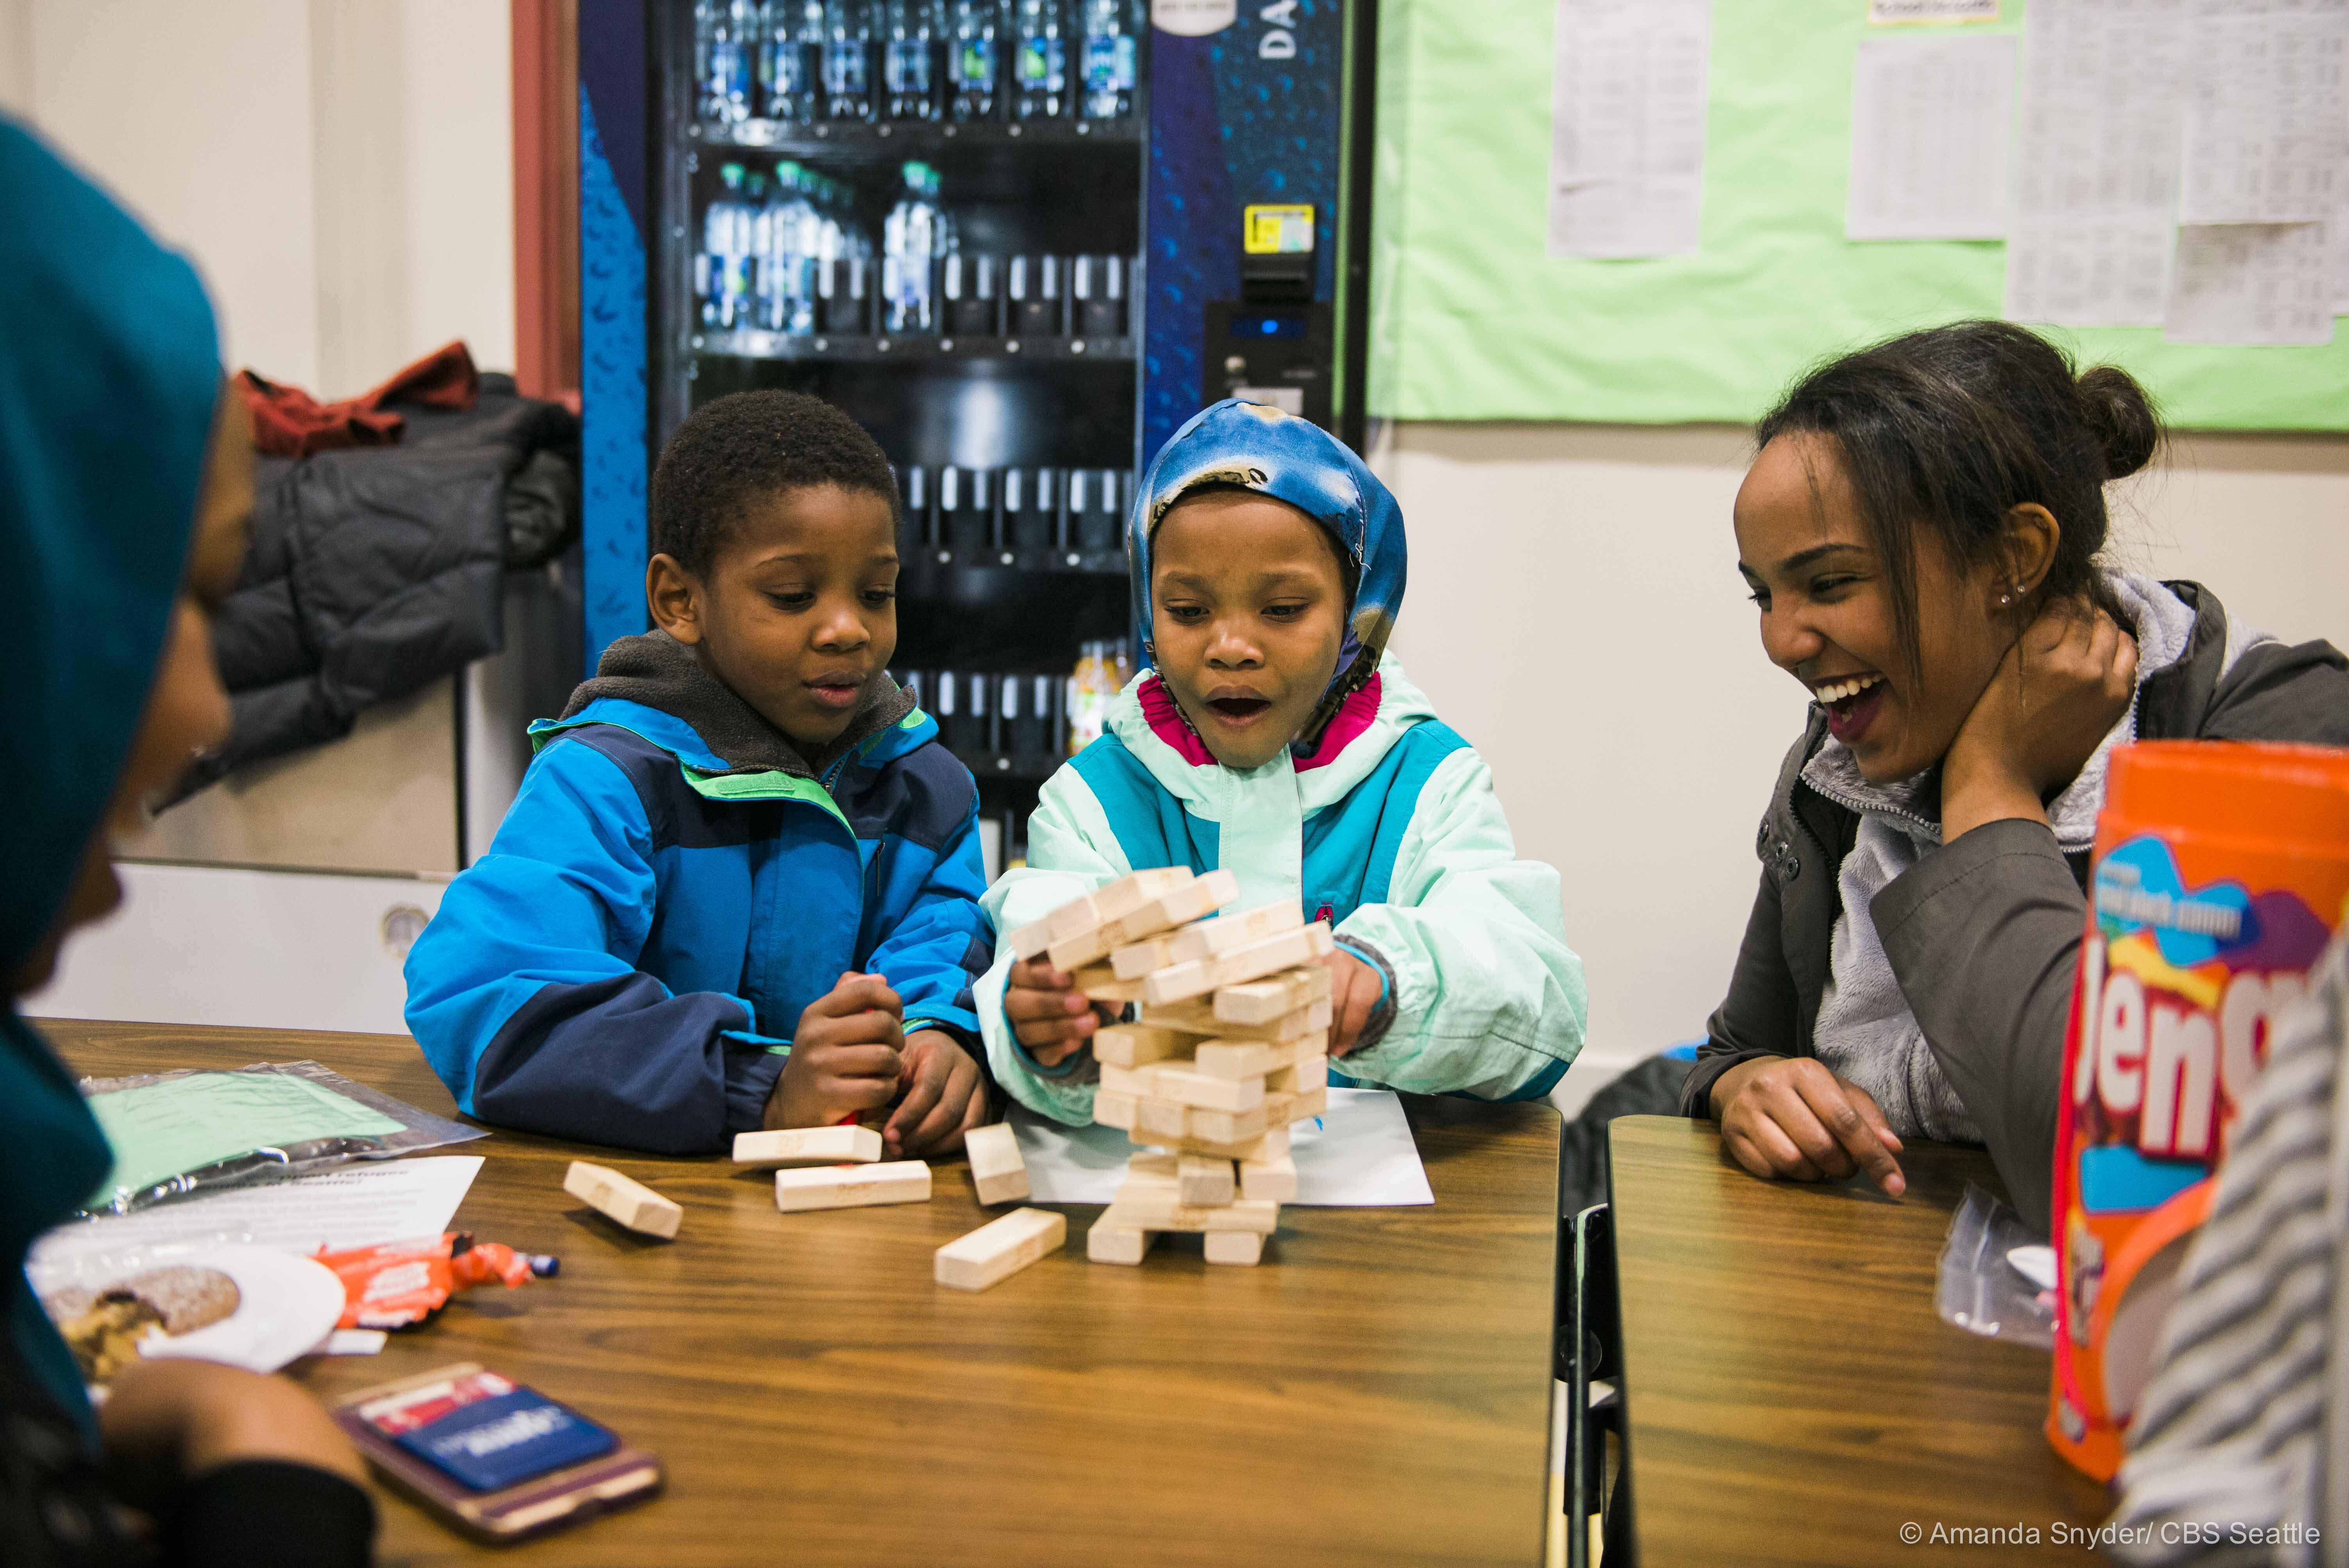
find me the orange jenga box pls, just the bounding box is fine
[2050,741,2349,1479]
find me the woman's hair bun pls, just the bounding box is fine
[2076,363,2160,481]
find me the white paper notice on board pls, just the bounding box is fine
[1547,0,1713,259]
[2005,0,2193,328]
[1847,35,2017,241]
[2179,10,2348,226]
[2164,221,2336,346]
[1869,0,2000,21]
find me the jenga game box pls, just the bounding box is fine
[2050,741,2349,1479]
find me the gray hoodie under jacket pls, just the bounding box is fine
[1683,581,2349,1233]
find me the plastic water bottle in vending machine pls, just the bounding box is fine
[699,163,754,328]
[1078,0,1136,120]
[947,0,1002,121]
[884,1,944,120]
[822,0,878,121]
[1012,0,1067,121]
[883,162,946,333]
[761,1,826,122]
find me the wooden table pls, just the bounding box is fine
[1606,1116,2110,1566]
[42,1019,1563,1568]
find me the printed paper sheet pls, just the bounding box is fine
[2164,220,2337,344]
[1847,34,2018,241]
[2178,8,2348,226]
[1547,0,1714,258]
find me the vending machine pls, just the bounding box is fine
[575,0,1377,856]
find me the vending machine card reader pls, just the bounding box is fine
[1203,203,1334,428]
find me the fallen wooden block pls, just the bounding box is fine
[1177,1154,1236,1206]
[1091,1025,1194,1069]
[1052,868,1238,971]
[934,1207,1066,1292]
[1264,1085,1329,1128]
[1142,923,1334,1007]
[774,1161,932,1212]
[731,1125,883,1169]
[963,1123,1029,1205]
[1087,1219,1157,1265]
[1140,995,1332,1042]
[1191,1039,1276,1081]
[1239,1153,1298,1203]
[1100,1197,1280,1234]
[1093,1089,1139,1130]
[1098,1061,1264,1114]
[563,1161,683,1240]
[1215,963,1335,1025]
[1204,1231,1266,1266]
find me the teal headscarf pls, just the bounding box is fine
[0,119,221,1438]
[1128,399,1408,748]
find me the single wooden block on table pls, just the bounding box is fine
[934,1207,1066,1292]
[563,1161,683,1240]
[1239,1153,1298,1203]
[1191,1039,1276,1080]
[1141,995,1332,1042]
[1092,1025,1193,1069]
[1098,1061,1264,1114]
[731,1125,883,1169]
[1142,923,1335,1007]
[1052,868,1239,971]
[1204,1230,1266,1267]
[1101,1196,1280,1234]
[1214,962,1335,1024]
[1176,1154,1236,1206]
[1094,1089,1139,1130]
[963,1122,1030,1205]
[1087,1219,1157,1265]
[774,1160,933,1212]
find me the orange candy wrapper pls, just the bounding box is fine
[314,1232,559,1330]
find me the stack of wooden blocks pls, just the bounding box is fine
[1009,865,1334,1269]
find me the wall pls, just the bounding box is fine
[5,0,513,394]
[1380,423,2349,1097]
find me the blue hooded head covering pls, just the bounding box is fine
[0,120,221,1437]
[1127,399,1406,749]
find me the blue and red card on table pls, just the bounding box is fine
[354,1368,616,1492]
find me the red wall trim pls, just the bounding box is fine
[512,0,581,404]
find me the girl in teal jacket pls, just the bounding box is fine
[983,399,1587,1124]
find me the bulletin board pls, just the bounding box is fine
[1365,0,2349,430]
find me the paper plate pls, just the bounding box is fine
[28,1241,346,1381]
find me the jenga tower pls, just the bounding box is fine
[1007,867,1333,1268]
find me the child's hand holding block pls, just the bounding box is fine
[963,1122,1029,1205]
[773,1161,932,1212]
[563,1161,683,1240]
[731,1124,883,1169]
[934,1207,1066,1292]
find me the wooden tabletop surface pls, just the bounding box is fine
[1607,1116,2111,1566]
[41,1019,1563,1568]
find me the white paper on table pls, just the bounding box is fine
[2334,207,2349,313]
[1008,1089,1435,1206]
[1847,35,2017,241]
[1546,0,1713,259]
[2164,219,2337,342]
[31,1155,486,1268]
[1869,0,2001,21]
[2005,0,2193,327]
[2179,9,2348,226]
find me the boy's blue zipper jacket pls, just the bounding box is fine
[404,651,991,1154]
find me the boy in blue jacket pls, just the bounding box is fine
[406,392,993,1156]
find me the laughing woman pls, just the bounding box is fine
[1686,320,2349,1231]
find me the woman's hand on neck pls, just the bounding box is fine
[1939,597,2139,841]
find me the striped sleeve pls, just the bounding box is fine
[2105,932,2349,1565]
